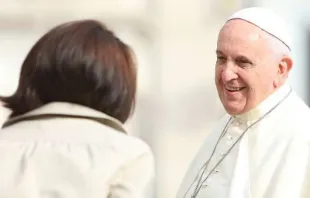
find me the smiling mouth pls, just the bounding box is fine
[225,86,246,92]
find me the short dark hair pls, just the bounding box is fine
[1,19,137,123]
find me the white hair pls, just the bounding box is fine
[264,33,291,60]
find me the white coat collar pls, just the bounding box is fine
[2,102,126,132]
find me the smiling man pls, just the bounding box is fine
[177,7,310,198]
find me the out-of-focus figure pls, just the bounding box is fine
[0,19,154,198]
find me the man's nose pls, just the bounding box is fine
[221,65,238,82]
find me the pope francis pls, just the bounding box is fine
[177,7,310,198]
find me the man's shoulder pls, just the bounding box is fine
[278,92,310,126]
[284,91,310,113]
[266,92,310,141]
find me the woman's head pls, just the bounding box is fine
[2,19,137,123]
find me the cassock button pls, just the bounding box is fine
[234,121,240,126]
[202,184,208,189]
[227,135,233,140]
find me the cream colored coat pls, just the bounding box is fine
[0,102,155,198]
[0,101,10,126]
[177,84,310,198]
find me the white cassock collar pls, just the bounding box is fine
[233,83,292,123]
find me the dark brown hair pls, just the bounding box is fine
[1,19,137,123]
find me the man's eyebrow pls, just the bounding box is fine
[215,50,224,55]
[236,55,253,64]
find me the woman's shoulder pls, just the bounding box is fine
[110,132,153,158]
[0,101,11,127]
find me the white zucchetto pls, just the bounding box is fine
[227,7,292,50]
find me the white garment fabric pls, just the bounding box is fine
[0,102,155,198]
[177,84,310,198]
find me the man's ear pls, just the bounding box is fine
[274,56,293,88]
[278,56,293,77]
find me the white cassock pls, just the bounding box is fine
[177,84,310,198]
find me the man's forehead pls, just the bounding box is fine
[218,20,267,50]
[217,21,270,59]
[220,19,264,39]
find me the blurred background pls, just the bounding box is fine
[0,0,309,197]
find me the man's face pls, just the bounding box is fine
[215,19,282,115]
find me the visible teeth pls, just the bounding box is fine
[225,86,243,91]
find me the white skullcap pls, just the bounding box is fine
[227,7,292,50]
